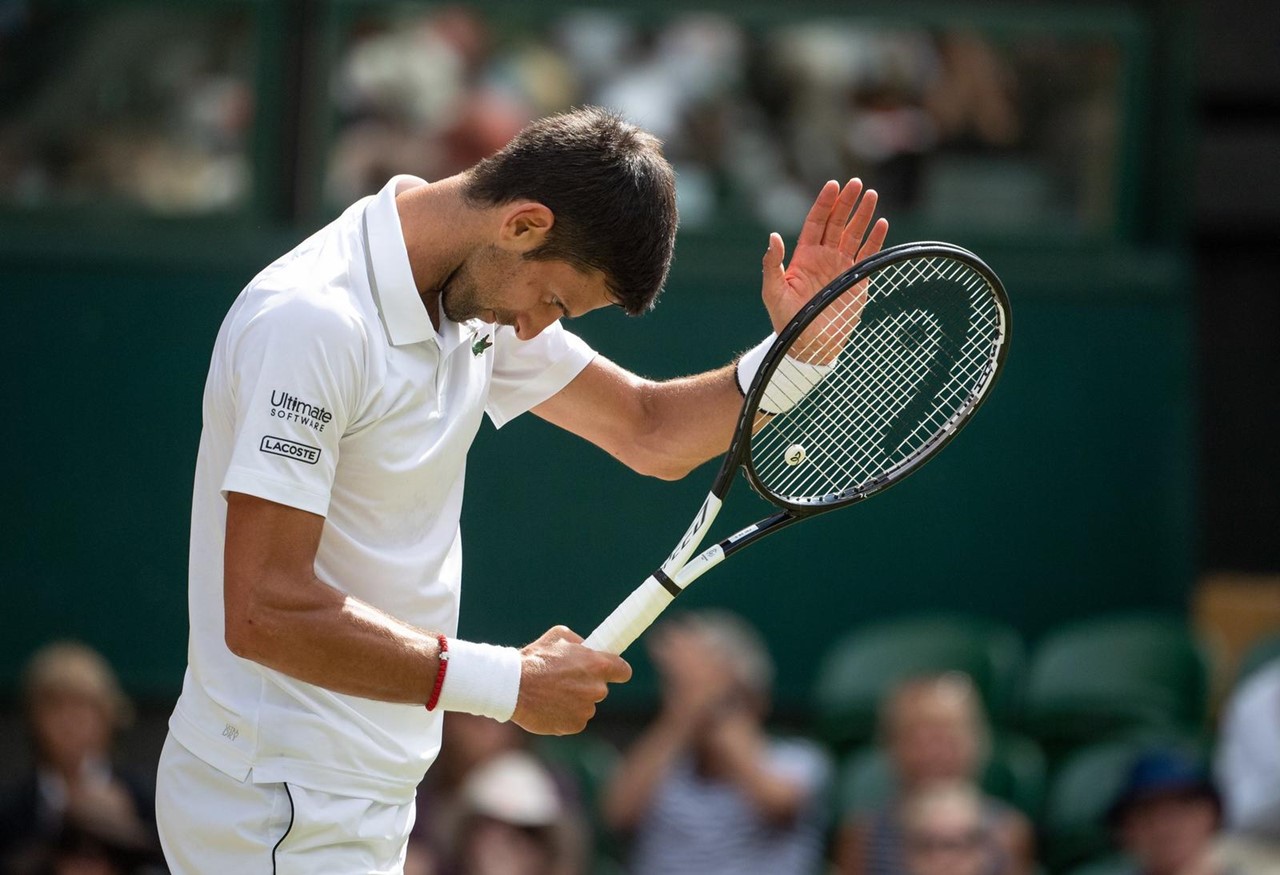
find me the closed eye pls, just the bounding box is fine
[551,296,571,319]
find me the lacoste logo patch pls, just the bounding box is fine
[471,333,493,357]
[260,435,321,465]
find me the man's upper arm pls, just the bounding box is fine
[533,353,742,480]
[223,492,326,654]
[531,356,650,465]
[219,292,368,518]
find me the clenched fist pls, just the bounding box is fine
[512,626,632,735]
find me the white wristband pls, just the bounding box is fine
[736,333,835,415]
[435,639,522,722]
[735,334,776,397]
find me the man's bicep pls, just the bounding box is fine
[224,492,325,630]
[531,356,649,459]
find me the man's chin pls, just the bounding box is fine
[439,294,476,324]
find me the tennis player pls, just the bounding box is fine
[156,107,887,872]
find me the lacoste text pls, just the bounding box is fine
[260,436,321,465]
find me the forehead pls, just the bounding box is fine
[892,688,976,726]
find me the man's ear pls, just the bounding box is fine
[497,202,554,254]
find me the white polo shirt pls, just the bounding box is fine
[169,175,596,803]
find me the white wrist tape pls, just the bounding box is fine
[435,639,522,722]
[736,333,835,415]
[736,334,776,396]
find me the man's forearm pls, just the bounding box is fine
[226,569,440,704]
[632,363,745,474]
[534,357,746,481]
[223,491,630,731]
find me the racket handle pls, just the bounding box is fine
[583,575,675,655]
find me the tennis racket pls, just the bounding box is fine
[582,241,1010,655]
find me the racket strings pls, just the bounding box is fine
[750,256,1003,503]
[758,264,999,499]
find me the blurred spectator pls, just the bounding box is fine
[1106,749,1221,875]
[902,781,1004,875]
[453,751,568,875]
[603,610,831,875]
[1213,655,1280,871]
[406,713,587,875]
[1216,656,1280,840]
[0,641,163,875]
[328,7,532,205]
[834,674,1033,875]
[924,32,1021,149]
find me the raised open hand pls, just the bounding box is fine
[760,179,889,334]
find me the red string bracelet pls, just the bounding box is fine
[425,634,449,711]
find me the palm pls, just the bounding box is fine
[761,179,889,334]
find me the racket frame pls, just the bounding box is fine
[737,241,1011,514]
[582,242,1010,654]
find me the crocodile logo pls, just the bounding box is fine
[471,333,493,357]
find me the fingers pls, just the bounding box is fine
[795,180,841,247]
[602,652,633,684]
[856,217,891,261]
[838,188,881,259]
[822,178,865,246]
[797,177,884,266]
[514,626,632,735]
[761,231,785,272]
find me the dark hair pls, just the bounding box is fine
[462,107,677,315]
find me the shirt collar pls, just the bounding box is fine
[362,174,465,350]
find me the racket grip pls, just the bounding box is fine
[583,575,675,655]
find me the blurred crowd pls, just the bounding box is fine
[0,4,253,214]
[0,4,1120,232]
[5,614,1278,875]
[326,7,1118,233]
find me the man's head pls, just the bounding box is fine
[880,674,990,789]
[457,751,564,875]
[1108,749,1221,875]
[23,641,132,771]
[459,107,678,321]
[901,781,993,875]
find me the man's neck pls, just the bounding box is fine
[395,174,479,329]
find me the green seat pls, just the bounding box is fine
[812,615,1026,750]
[832,747,895,818]
[833,732,1047,820]
[1041,739,1140,873]
[1064,855,1137,875]
[1022,615,1210,756]
[983,732,1050,819]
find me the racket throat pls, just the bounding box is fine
[660,493,723,574]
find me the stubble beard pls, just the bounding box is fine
[439,246,522,328]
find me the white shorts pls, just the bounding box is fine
[156,733,416,874]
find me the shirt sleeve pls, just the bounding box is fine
[219,293,368,517]
[484,321,596,428]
